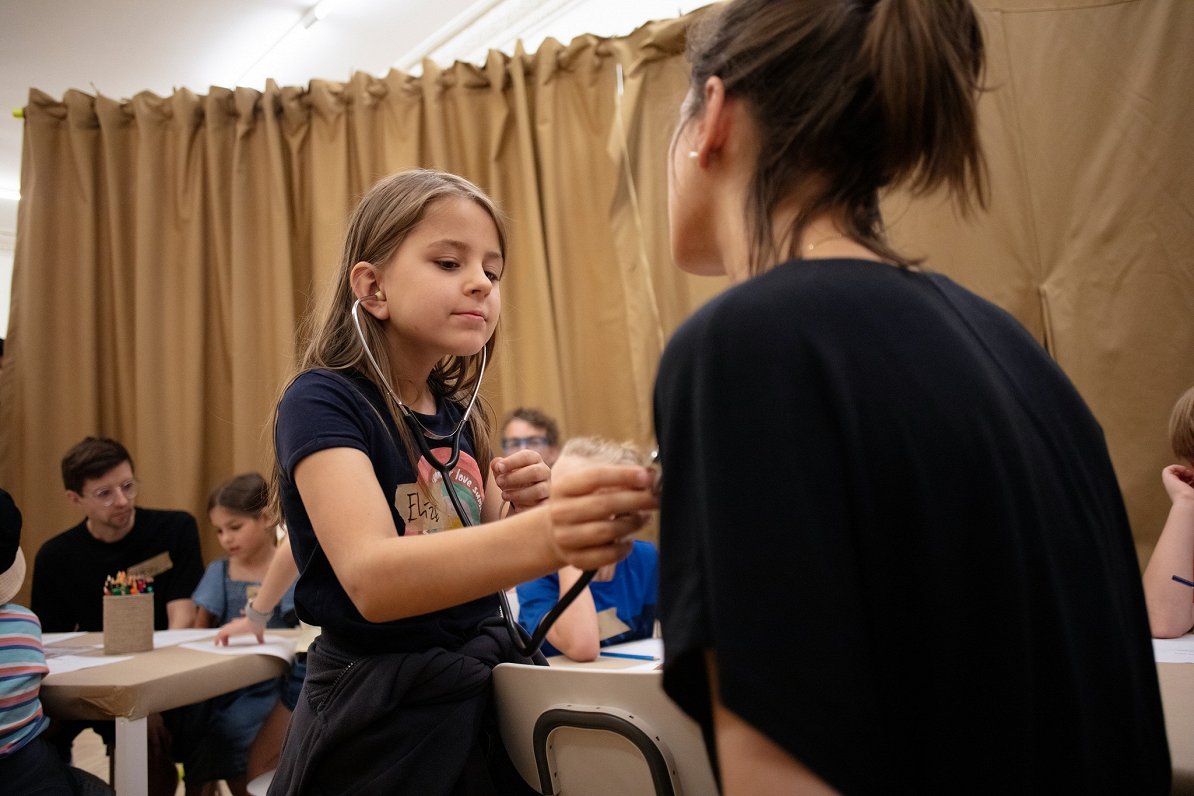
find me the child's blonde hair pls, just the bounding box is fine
[558,436,646,467]
[1170,385,1194,462]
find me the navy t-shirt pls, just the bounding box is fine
[275,368,498,653]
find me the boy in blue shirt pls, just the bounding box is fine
[517,437,658,660]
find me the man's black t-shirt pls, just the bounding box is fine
[32,507,203,631]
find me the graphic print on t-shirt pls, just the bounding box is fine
[394,445,484,534]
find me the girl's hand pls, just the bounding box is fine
[215,616,265,646]
[492,450,551,513]
[550,465,658,571]
[1163,464,1194,504]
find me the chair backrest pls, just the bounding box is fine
[493,663,718,796]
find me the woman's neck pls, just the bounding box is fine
[781,206,882,265]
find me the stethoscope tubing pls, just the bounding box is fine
[351,294,591,658]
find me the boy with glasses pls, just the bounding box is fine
[500,406,561,467]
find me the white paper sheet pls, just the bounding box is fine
[593,637,663,671]
[179,634,295,664]
[1153,635,1194,663]
[152,629,219,646]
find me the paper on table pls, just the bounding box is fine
[601,638,663,659]
[593,637,663,671]
[180,634,295,664]
[153,629,219,647]
[47,655,133,676]
[43,632,103,658]
[43,632,88,645]
[1153,635,1194,663]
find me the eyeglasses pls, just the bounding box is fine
[501,436,551,454]
[84,479,139,507]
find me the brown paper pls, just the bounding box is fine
[103,593,154,654]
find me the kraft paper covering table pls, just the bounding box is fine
[41,629,297,796]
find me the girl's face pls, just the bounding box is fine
[209,506,273,560]
[378,197,503,368]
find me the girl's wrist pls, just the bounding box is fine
[244,598,271,627]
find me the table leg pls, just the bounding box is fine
[114,716,149,796]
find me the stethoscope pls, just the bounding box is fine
[351,294,595,657]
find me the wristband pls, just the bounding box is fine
[244,598,270,628]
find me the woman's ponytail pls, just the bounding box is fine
[862,0,987,209]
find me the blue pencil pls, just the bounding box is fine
[1172,575,1194,587]
[599,651,659,661]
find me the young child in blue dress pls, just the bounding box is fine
[182,473,295,796]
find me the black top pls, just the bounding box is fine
[275,369,498,654]
[31,507,203,631]
[653,259,1170,793]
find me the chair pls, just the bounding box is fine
[493,663,718,795]
[247,768,273,795]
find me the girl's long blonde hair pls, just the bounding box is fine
[271,169,507,519]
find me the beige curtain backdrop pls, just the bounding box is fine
[1,1,1190,606]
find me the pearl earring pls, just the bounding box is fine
[687,151,699,159]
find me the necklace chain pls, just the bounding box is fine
[805,232,847,252]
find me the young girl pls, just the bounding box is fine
[654,0,1167,792]
[214,534,310,782]
[183,473,295,796]
[268,169,656,793]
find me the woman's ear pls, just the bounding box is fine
[349,261,388,320]
[690,76,731,167]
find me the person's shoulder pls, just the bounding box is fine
[0,602,38,622]
[136,507,198,529]
[628,539,659,571]
[280,368,379,418]
[35,520,89,560]
[284,368,367,398]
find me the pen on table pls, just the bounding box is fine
[1172,575,1194,587]
[598,651,659,661]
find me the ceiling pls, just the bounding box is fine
[0,0,705,202]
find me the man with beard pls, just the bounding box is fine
[32,436,202,793]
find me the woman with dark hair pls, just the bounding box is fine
[653,0,1169,792]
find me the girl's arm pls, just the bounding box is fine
[168,599,198,629]
[543,565,601,661]
[216,536,299,645]
[297,446,655,622]
[192,605,218,629]
[1143,464,1194,637]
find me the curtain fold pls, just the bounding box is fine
[2,3,1191,602]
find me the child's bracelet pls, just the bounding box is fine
[244,598,271,627]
